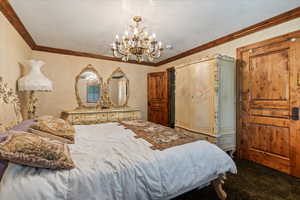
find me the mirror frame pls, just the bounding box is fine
[107,67,129,108]
[75,64,103,109]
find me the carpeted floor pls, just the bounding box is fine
[172,159,300,200]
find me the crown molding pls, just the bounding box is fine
[0,0,36,49]
[156,6,300,66]
[33,45,157,66]
[0,0,156,67]
[1,0,300,67]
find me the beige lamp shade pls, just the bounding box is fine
[18,60,53,91]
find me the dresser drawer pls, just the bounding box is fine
[97,113,108,122]
[84,113,97,121]
[72,114,83,124]
[108,112,118,121]
[119,112,134,120]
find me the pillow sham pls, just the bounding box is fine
[0,129,28,181]
[29,128,73,144]
[0,127,33,181]
[31,116,75,144]
[0,131,75,169]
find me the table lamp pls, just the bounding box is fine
[18,60,53,119]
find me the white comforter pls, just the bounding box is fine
[0,123,237,200]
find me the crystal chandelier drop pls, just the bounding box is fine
[112,16,163,62]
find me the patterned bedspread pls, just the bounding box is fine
[120,120,203,150]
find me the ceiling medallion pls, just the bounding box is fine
[112,16,163,63]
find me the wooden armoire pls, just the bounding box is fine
[175,55,236,154]
[237,30,300,177]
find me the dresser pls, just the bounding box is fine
[61,107,141,125]
[175,55,236,154]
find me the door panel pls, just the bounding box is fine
[249,125,290,158]
[238,31,300,177]
[250,50,289,101]
[148,72,169,126]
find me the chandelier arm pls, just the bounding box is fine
[112,51,120,58]
[150,49,162,58]
[112,48,123,58]
[149,45,158,55]
[114,49,128,59]
[113,48,122,57]
[116,45,128,57]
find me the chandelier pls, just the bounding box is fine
[112,16,163,62]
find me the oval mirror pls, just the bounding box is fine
[108,68,129,107]
[75,65,103,108]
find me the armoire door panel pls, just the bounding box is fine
[238,30,300,177]
[175,60,214,134]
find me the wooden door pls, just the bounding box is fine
[237,30,300,177]
[148,72,169,126]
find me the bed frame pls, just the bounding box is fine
[212,174,227,200]
[0,76,227,200]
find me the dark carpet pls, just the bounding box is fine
[172,159,300,200]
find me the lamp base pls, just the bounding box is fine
[28,91,38,119]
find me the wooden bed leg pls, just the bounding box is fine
[213,174,227,200]
[229,150,235,158]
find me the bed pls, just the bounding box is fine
[0,76,237,200]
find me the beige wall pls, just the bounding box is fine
[31,51,153,120]
[0,12,31,90]
[0,9,153,121]
[1,7,300,123]
[0,12,31,123]
[156,18,300,70]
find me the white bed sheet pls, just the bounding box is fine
[0,122,237,200]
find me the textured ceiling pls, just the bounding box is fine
[9,0,300,62]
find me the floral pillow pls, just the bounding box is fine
[30,116,75,144]
[0,131,75,169]
[29,128,73,144]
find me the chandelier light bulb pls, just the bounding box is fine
[115,35,119,41]
[152,33,156,39]
[158,41,162,48]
